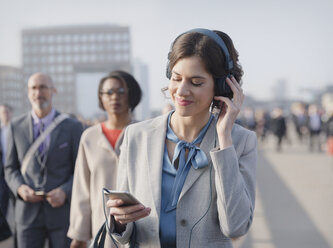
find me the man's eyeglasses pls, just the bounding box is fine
[100,88,126,96]
[28,85,52,91]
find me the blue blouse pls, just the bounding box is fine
[160,146,177,247]
[159,112,213,247]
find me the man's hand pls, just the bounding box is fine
[70,239,87,248]
[46,187,66,208]
[17,184,44,202]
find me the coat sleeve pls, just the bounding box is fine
[109,127,134,245]
[67,135,92,241]
[210,130,257,238]
[4,123,25,198]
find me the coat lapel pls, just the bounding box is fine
[179,117,217,200]
[23,113,37,165]
[146,114,168,218]
[97,124,114,151]
[47,112,62,156]
[23,113,34,144]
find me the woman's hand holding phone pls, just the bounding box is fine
[106,193,151,233]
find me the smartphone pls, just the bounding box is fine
[103,188,141,206]
[35,190,46,197]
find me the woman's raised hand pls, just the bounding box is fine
[214,75,244,149]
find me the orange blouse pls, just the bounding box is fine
[101,122,123,148]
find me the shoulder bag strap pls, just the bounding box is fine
[21,114,69,175]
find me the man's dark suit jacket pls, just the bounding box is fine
[0,127,10,216]
[4,111,83,228]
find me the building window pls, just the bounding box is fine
[57,55,64,63]
[47,35,55,43]
[57,45,63,53]
[81,34,88,42]
[66,65,72,72]
[98,33,104,41]
[74,55,80,63]
[115,33,120,41]
[64,35,70,43]
[65,54,71,63]
[82,54,88,62]
[49,46,55,53]
[49,56,55,63]
[58,75,64,82]
[89,34,95,42]
[40,35,46,43]
[57,35,63,43]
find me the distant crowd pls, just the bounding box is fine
[236,101,333,153]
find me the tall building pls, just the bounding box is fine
[22,24,132,116]
[0,65,23,114]
[133,58,150,120]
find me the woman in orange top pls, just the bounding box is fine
[68,71,142,248]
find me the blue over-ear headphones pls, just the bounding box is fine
[166,28,234,100]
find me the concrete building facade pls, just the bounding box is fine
[22,24,132,115]
[133,58,150,120]
[0,65,23,114]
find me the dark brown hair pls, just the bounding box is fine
[98,70,142,111]
[168,30,243,84]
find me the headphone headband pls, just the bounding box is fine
[181,28,233,71]
[166,28,235,99]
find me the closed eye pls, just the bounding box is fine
[171,77,182,82]
[191,81,203,87]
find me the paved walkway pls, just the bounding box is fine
[234,134,333,248]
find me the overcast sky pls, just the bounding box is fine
[1,0,332,109]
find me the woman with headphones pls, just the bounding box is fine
[107,29,257,248]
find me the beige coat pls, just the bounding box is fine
[111,114,257,248]
[67,124,124,245]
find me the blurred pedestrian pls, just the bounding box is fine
[241,107,256,131]
[67,71,142,248]
[0,104,12,218]
[255,109,270,143]
[270,107,287,152]
[0,104,13,244]
[307,104,322,152]
[108,29,257,247]
[291,102,308,142]
[324,103,333,155]
[4,73,83,248]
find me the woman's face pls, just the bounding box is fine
[100,78,129,115]
[168,56,215,117]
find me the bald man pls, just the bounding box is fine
[4,73,83,248]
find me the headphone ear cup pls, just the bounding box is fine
[166,61,171,79]
[166,52,172,79]
[215,77,233,99]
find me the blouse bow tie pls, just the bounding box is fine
[165,114,213,212]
